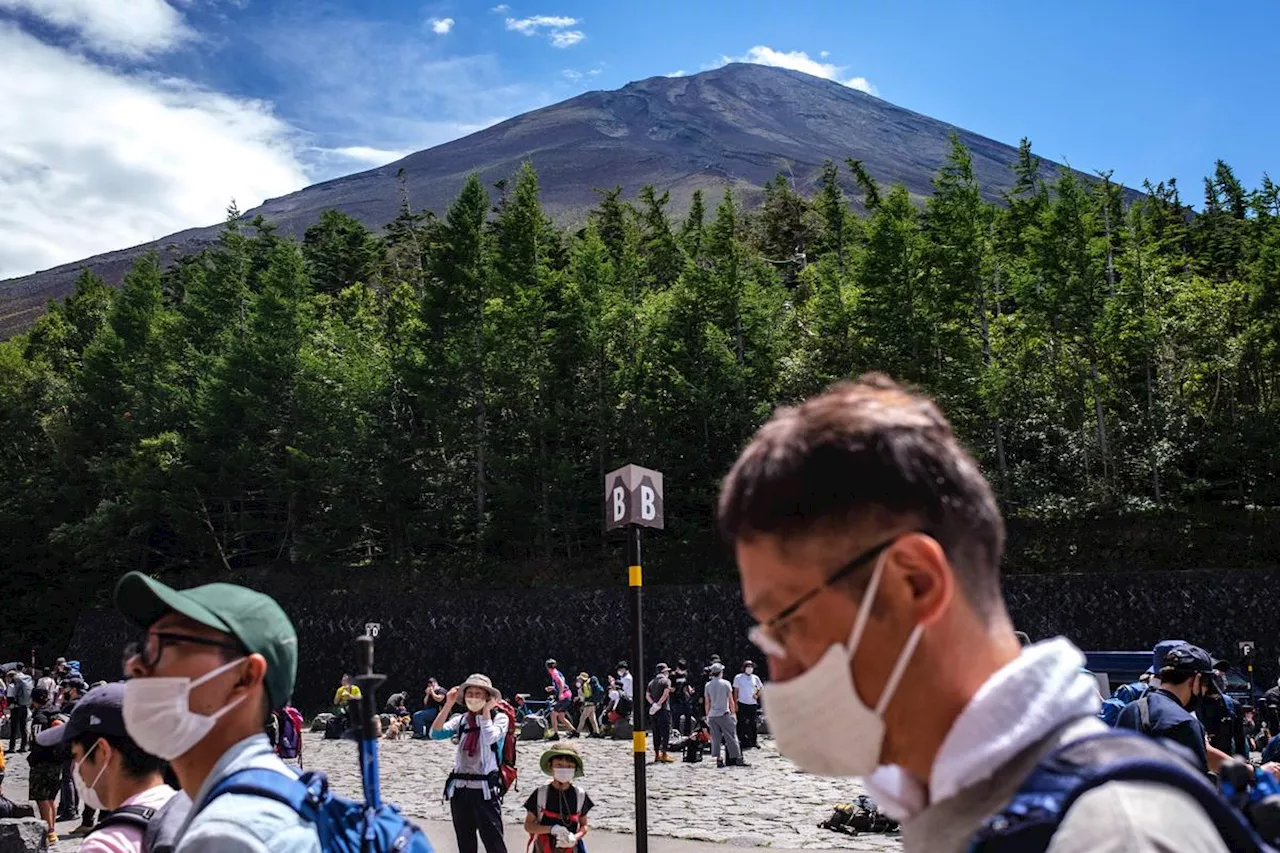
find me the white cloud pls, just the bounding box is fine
[429,17,454,34]
[724,46,877,95]
[0,0,192,58]
[666,69,687,78]
[549,29,583,48]
[324,146,410,167]
[0,22,307,279]
[819,50,830,58]
[562,69,582,82]
[491,4,509,11]
[504,14,583,46]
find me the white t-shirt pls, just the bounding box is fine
[607,688,621,711]
[618,672,633,697]
[36,677,56,695]
[733,672,763,705]
[78,784,177,853]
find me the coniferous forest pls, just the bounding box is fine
[3,137,1279,651]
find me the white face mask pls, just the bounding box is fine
[465,696,488,713]
[744,667,754,675]
[552,767,576,783]
[123,657,247,761]
[758,551,923,777]
[73,739,108,812]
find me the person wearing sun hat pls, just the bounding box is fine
[432,672,510,853]
[525,743,593,853]
[113,571,319,853]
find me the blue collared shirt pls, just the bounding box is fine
[175,733,321,853]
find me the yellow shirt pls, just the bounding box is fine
[333,684,362,706]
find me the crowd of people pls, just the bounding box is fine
[4,373,1280,853]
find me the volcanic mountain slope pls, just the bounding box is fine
[1,62,1106,336]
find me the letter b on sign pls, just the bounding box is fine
[640,485,656,521]
[612,486,627,523]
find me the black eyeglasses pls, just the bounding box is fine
[135,631,243,669]
[749,530,930,657]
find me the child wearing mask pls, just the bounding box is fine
[524,744,593,853]
[432,673,510,853]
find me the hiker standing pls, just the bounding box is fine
[115,571,320,852]
[544,659,577,740]
[575,673,602,738]
[8,663,32,753]
[524,744,593,853]
[646,664,674,763]
[34,682,183,853]
[432,673,510,853]
[703,664,747,768]
[733,661,763,749]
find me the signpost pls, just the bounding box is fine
[1239,640,1256,701]
[365,622,382,638]
[605,464,663,853]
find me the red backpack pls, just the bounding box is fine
[493,700,518,794]
[275,706,305,760]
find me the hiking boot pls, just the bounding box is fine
[546,734,561,741]
[716,758,725,768]
[658,753,675,763]
[67,824,95,838]
[47,832,59,846]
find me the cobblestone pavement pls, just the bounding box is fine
[2,737,903,852]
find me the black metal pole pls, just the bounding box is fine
[628,524,648,853]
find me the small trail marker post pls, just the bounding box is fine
[605,464,664,853]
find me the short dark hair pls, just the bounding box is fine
[72,732,166,780]
[1159,668,1196,686]
[718,373,1006,618]
[31,687,49,705]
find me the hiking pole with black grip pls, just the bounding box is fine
[354,634,387,810]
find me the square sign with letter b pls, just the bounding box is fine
[604,464,664,531]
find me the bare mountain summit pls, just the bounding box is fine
[2,63,1093,336]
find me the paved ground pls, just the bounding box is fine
[1,736,902,851]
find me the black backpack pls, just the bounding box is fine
[93,791,192,853]
[615,694,633,717]
[818,796,898,836]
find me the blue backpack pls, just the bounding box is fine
[968,730,1278,853]
[1096,697,1127,727]
[203,768,434,853]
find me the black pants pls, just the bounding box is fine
[81,806,97,826]
[672,702,693,737]
[450,787,508,853]
[8,706,28,751]
[653,708,672,755]
[737,704,759,748]
[58,759,79,818]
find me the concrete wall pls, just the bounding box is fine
[68,570,1278,715]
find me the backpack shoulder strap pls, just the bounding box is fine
[970,731,1271,853]
[537,784,549,816]
[1138,695,1152,733]
[201,767,319,818]
[92,804,155,834]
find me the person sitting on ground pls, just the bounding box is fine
[413,679,447,738]
[115,571,320,853]
[432,674,509,853]
[334,673,361,710]
[544,659,577,741]
[35,682,184,853]
[26,687,65,845]
[385,690,409,719]
[524,744,593,853]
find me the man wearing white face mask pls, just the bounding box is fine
[114,571,319,853]
[718,374,1231,853]
[34,681,184,853]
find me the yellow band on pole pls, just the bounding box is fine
[629,565,642,586]
[633,731,647,753]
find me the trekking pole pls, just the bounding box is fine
[353,635,387,810]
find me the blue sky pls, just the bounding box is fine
[1,0,1277,279]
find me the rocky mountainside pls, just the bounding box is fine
[1,62,1109,336]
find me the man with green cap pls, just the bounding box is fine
[115,571,319,853]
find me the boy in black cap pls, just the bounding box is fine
[115,571,319,853]
[1116,643,1219,775]
[34,682,183,853]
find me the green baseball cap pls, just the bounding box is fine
[114,572,298,708]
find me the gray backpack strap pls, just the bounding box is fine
[536,784,549,817]
[1138,695,1151,734]
[144,791,193,853]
